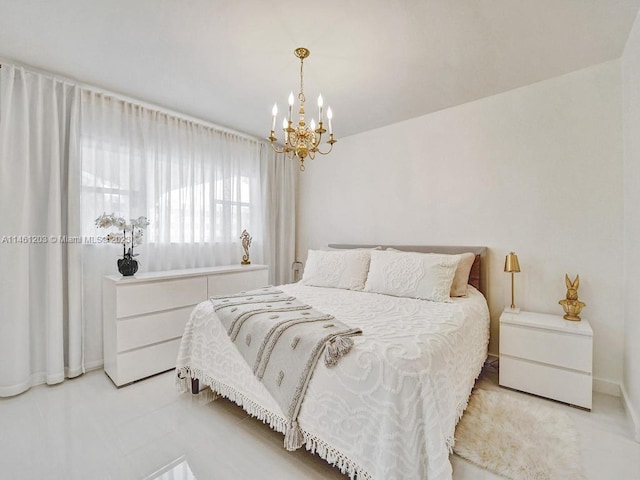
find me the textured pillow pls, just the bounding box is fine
[386,248,475,297]
[301,249,372,291]
[450,252,476,297]
[364,250,459,302]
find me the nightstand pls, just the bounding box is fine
[499,309,593,410]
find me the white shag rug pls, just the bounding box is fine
[453,385,585,480]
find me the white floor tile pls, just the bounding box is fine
[0,368,638,480]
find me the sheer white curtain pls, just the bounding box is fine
[0,64,297,390]
[79,91,297,367]
[0,65,84,396]
[261,144,297,285]
[81,91,265,268]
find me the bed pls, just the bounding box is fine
[175,245,490,480]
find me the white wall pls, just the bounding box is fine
[297,61,624,388]
[622,9,640,441]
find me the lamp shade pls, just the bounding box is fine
[504,252,521,273]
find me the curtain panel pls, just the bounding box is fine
[0,65,84,396]
[261,144,297,286]
[0,64,297,396]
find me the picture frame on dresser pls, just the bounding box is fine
[102,264,269,387]
[499,309,593,410]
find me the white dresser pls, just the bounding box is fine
[499,309,593,409]
[103,264,269,387]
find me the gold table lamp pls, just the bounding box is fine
[504,252,521,313]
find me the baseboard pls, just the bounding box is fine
[620,382,640,443]
[593,377,621,397]
[83,360,105,373]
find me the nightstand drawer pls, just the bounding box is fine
[500,322,592,373]
[500,356,592,409]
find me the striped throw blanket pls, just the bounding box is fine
[210,286,362,450]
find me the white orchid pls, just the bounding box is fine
[95,212,150,257]
[130,216,150,229]
[95,213,115,229]
[105,232,124,244]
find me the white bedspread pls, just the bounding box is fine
[176,283,490,480]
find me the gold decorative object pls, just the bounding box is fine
[268,47,336,171]
[240,230,252,265]
[559,274,585,321]
[504,252,521,313]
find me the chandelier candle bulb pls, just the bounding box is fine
[310,118,316,132]
[327,107,333,134]
[288,92,294,120]
[271,103,278,131]
[318,94,323,122]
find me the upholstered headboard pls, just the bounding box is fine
[327,244,487,296]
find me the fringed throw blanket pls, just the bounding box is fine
[208,286,361,450]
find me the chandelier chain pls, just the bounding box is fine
[299,58,305,104]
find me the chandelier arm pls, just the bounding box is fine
[285,120,294,144]
[288,130,299,149]
[314,143,335,156]
[313,130,323,148]
[269,143,286,154]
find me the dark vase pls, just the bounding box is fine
[117,254,138,276]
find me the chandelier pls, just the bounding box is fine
[268,47,336,171]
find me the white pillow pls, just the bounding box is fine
[364,250,459,302]
[450,252,476,297]
[301,249,372,291]
[386,249,475,297]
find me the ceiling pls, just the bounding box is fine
[0,0,638,139]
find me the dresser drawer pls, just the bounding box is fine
[109,338,182,386]
[116,276,207,318]
[207,269,269,297]
[500,356,592,409]
[500,322,592,373]
[116,305,194,352]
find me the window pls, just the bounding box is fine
[79,92,265,272]
[80,133,261,247]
